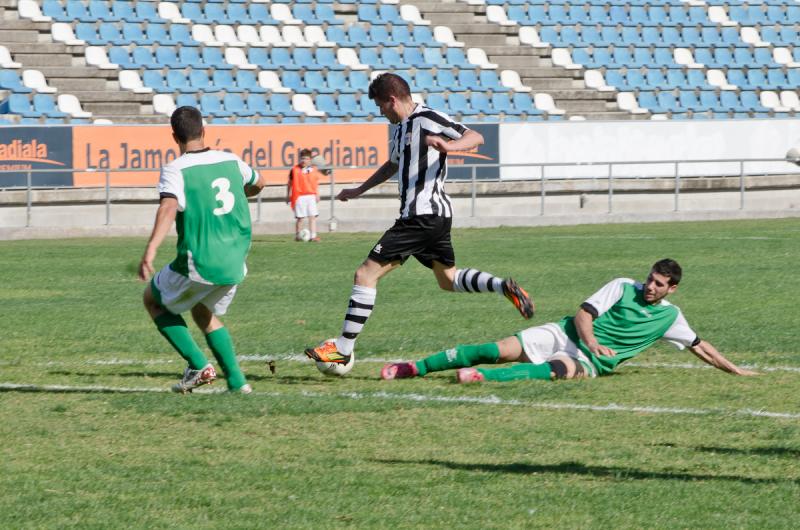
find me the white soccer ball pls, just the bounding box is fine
[314,339,355,377]
[298,228,311,242]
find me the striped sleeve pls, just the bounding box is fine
[237,158,258,186]
[418,109,468,140]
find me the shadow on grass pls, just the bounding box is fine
[373,458,797,485]
[656,443,800,458]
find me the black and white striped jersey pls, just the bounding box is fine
[389,104,468,219]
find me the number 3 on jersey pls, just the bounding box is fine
[211,177,235,215]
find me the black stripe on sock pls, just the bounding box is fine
[342,332,358,339]
[348,300,374,310]
[470,272,482,293]
[345,314,368,324]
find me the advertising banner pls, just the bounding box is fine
[447,123,499,180]
[0,126,73,187]
[72,123,390,187]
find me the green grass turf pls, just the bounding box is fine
[1,219,799,528]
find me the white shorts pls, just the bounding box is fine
[516,322,597,377]
[293,194,318,218]
[152,265,237,316]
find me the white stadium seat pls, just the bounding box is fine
[153,94,177,116]
[0,46,22,69]
[400,5,431,25]
[305,26,335,48]
[157,2,189,24]
[85,46,118,69]
[237,25,267,48]
[534,93,566,115]
[292,94,325,117]
[22,69,57,93]
[552,48,582,70]
[58,94,92,118]
[500,70,532,92]
[51,23,85,46]
[258,71,290,93]
[617,92,649,114]
[224,48,256,70]
[191,25,222,46]
[584,70,615,92]
[19,0,52,22]
[433,26,464,47]
[486,5,516,26]
[466,48,498,69]
[707,70,736,91]
[519,27,549,48]
[119,71,152,94]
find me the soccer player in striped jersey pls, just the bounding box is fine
[305,73,534,367]
[382,259,757,382]
[138,106,266,394]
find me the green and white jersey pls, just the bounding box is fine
[560,278,697,375]
[158,148,258,286]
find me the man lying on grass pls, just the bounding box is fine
[382,259,758,383]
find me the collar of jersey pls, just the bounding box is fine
[185,147,211,155]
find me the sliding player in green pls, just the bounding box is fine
[138,106,266,393]
[382,259,757,383]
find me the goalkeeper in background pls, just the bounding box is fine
[382,259,757,383]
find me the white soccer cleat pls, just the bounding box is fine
[171,364,217,394]
[231,384,252,394]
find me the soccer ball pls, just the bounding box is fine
[314,339,356,377]
[298,228,311,242]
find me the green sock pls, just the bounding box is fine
[205,327,246,390]
[154,313,208,370]
[477,363,553,382]
[415,343,500,376]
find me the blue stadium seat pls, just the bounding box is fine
[170,25,198,46]
[200,94,234,118]
[176,94,198,108]
[492,93,520,115]
[108,47,136,69]
[202,48,232,69]
[113,1,145,23]
[348,71,370,92]
[413,70,443,93]
[445,48,476,69]
[316,48,345,70]
[246,94,271,115]
[315,94,348,118]
[248,4,279,25]
[66,0,94,23]
[141,70,170,93]
[42,0,68,21]
[190,70,221,93]
[128,47,157,69]
[359,93,378,115]
[470,92,494,114]
[293,49,323,71]
[0,70,31,93]
[166,70,195,93]
[270,94,303,117]
[224,94,255,117]
[89,1,120,21]
[147,24,178,46]
[33,94,68,118]
[154,47,182,69]
[282,71,310,94]
[235,71,266,94]
[347,25,373,47]
[2,94,38,117]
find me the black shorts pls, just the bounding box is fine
[368,215,455,269]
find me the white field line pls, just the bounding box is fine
[3,356,799,374]
[1,382,798,420]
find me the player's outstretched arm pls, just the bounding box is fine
[138,197,178,282]
[336,161,398,201]
[689,340,758,376]
[426,129,484,154]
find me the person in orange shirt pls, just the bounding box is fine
[286,148,321,242]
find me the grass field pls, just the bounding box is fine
[1,219,799,529]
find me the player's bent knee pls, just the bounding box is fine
[549,359,585,380]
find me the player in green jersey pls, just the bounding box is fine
[381,259,757,383]
[138,106,266,393]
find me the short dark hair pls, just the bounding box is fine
[170,106,204,144]
[299,148,312,158]
[368,73,411,101]
[652,258,682,285]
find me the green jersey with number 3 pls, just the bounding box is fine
[158,149,258,285]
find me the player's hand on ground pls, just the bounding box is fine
[336,188,361,201]
[591,344,617,357]
[736,367,759,376]
[425,135,451,153]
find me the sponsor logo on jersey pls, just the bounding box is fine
[373,243,382,254]
[445,348,458,362]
